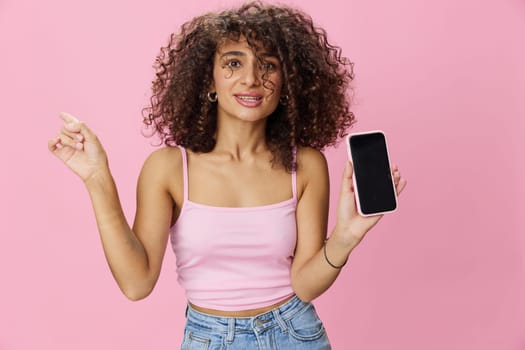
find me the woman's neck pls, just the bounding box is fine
[213,118,269,160]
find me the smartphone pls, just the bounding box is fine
[346,131,397,216]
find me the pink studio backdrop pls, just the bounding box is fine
[1,0,523,349]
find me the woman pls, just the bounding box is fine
[48,2,406,348]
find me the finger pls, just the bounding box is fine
[61,124,84,141]
[396,178,407,195]
[63,122,81,133]
[392,170,401,186]
[59,113,97,143]
[390,164,401,185]
[59,112,80,124]
[57,132,82,150]
[59,112,85,142]
[48,137,61,152]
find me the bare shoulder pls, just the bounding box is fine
[139,147,183,191]
[296,146,328,176]
[141,146,182,176]
[296,147,329,199]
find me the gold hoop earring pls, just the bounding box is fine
[207,92,218,103]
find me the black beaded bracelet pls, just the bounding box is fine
[323,240,348,269]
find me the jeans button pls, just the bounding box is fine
[255,319,264,327]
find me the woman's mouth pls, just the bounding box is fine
[234,94,263,107]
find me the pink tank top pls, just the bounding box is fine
[169,147,297,311]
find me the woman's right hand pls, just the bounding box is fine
[48,112,109,184]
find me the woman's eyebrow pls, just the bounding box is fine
[260,53,278,59]
[219,51,246,58]
[219,51,278,59]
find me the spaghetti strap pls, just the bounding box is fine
[178,146,189,201]
[292,147,297,200]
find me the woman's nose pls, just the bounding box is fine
[241,63,262,86]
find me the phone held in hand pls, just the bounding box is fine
[346,131,397,217]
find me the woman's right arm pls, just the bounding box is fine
[48,113,174,300]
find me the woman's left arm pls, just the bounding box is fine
[290,148,406,302]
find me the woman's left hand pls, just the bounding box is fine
[333,161,407,248]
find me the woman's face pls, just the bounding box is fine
[211,38,283,124]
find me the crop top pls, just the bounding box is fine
[169,147,297,311]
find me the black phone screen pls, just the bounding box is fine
[349,132,397,215]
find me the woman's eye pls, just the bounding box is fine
[261,62,276,71]
[225,60,241,69]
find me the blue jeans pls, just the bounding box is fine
[181,295,331,349]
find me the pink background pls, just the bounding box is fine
[1,0,524,349]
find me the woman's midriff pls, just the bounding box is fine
[189,294,296,317]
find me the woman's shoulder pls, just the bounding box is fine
[296,146,327,171]
[297,147,329,199]
[147,145,182,159]
[295,147,329,196]
[138,146,185,204]
[141,146,183,178]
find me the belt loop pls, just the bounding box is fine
[226,317,235,343]
[272,309,288,332]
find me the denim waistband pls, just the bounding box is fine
[185,295,308,340]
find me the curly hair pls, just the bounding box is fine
[143,1,355,171]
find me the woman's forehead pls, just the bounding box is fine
[217,38,250,52]
[216,37,275,57]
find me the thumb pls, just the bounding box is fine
[340,161,354,194]
[77,121,98,143]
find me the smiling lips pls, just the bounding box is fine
[234,93,263,107]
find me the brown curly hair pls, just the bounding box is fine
[143,1,355,171]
